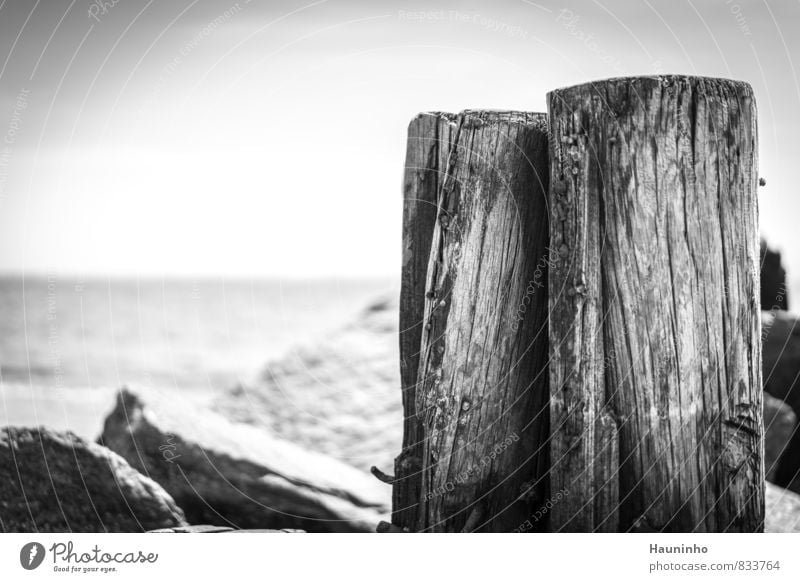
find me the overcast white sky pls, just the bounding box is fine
[0,0,798,279]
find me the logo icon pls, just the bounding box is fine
[20,542,45,570]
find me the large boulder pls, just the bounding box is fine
[764,393,797,483]
[215,295,402,473]
[760,240,789,312]
[763,311,800,411]
[0,427,187,532]
[100,385,389,532]
[765,482,800,533]
[762,310,800,492]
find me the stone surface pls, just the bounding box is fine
[215,296,402,474]
[763,311,800,412]
[764,393,797,483]
[765,482,800,533]
[761,240,789,311]
[100,385,390,532]
[0,427,187,532]
[762,310,800,493]
[148,525,304,533]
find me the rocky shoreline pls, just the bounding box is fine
[2,295,800,532]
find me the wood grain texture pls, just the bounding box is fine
[400,110,551,532]
[547,76,763,532]
[396,112,458,529]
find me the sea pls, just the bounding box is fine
[0,275,396,439]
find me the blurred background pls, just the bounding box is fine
[0,0,799,464]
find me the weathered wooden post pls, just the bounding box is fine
[547,76,763,532]
[394,112,458,529]
[393,110,551,532]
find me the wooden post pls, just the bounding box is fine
[547,76,763,532]
[395,112,458,529]
[395,110,550,532]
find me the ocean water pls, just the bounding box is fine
[0,275,396,391]
[0,276,396,438]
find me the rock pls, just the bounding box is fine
[0,427,187,532]
[215,295,402,474]
[764,393,797,483]
[763,311,800,411]
[765,482,800,533]
[760,240,789,311]
[100,385,389,533]
[762,310,800,493]
[148,525,304,533]
[149,525,234,533]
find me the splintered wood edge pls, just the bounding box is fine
[547,74,755,101]
[412,110,548,132]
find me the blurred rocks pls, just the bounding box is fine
[149,525,304,533]
[763,311,800,411]
[764,393,797,484]
[215,295,402,474]
[765,482,800,533]
[0,427,186,532]
[100,385,389,533]
[762,310,800,493]
[760,240,789,311]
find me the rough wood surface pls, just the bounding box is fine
[547,76,763,532]
[397,110,550,532]
[395,113,458,529]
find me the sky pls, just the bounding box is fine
[0,0,798,280]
